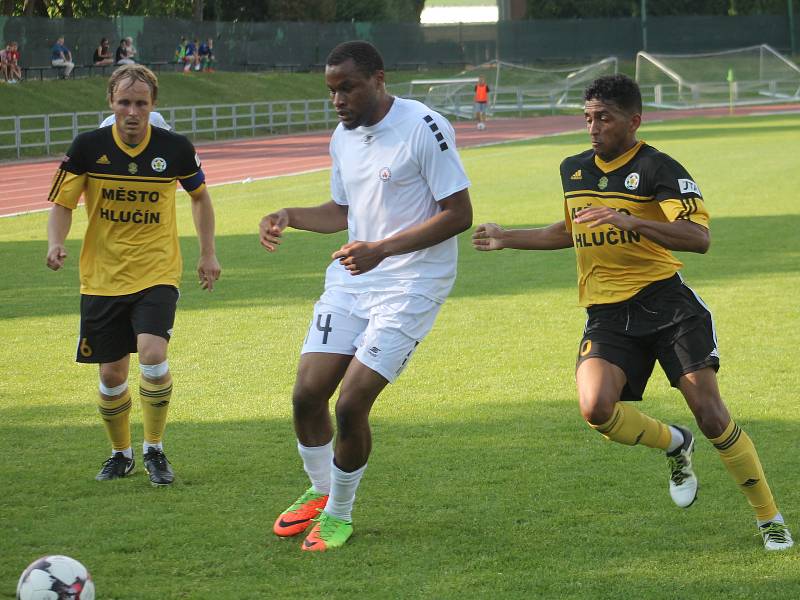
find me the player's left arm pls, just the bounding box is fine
[574,207,709,253]
[575,157,710,253]
[333,188,472,275]
[188,186,221,291]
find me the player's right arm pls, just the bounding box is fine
[472,220,573,251]
[46,204,72,270]
[259,201,348,252]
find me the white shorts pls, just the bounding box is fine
[301,289,442,383]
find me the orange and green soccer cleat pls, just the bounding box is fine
[301,511,353,552]
[273,487,329,537]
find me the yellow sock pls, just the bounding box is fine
[591,402,671,450]
[140,373,172,445]
[97,389,132,452]
[711,420,778,521]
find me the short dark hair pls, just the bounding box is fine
[584,74,642,115]
[326,40,384,77]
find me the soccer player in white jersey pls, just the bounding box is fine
[100,110,170,130]
[259,40,472,552]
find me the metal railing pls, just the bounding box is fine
[0,99,339,160]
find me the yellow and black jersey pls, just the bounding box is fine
[49,124,207,296]
[561,141,709,307]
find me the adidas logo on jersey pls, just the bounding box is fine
[570,169,582,180]
[96,154,111,165]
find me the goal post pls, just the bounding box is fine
[635,44,800,109]
[389,57,618,118]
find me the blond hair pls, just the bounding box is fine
[107,64,159,103]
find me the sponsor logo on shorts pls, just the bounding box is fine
[379,167,391,182]
[367,346,381,357]
[580,339,592,356]
[151,157,167,172]
[678,178,702,197]
[624,172,640,190]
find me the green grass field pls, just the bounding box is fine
[1,113,799,598]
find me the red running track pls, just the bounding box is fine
[1,105,797,217]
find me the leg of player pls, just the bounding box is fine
[301,359,388,552]
[138,333,174,486]
[577,357,697,507]
[679,368,793,550]
[95,355,135,481]
[273,353,351,538]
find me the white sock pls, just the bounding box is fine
[758,512,784,527]
[324,460,367,522]
[666,426,685,453]
[298,440,333,494]
[114,447,133,460]
[143,441,163,454]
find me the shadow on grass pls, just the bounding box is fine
[2,213,798,320]
[1,397,798,598]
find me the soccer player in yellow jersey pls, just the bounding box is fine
[46,65,221,486]
[472,74,792,551]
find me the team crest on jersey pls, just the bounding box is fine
[598,176,608,190]
[379,167,391,182]
[151,157,167,172]
[678,178,702,197]
[624,172,640,190]
[96,154,111,165]
[128,162,138,175]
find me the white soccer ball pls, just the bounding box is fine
[16,555,95,600]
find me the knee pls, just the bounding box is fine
[99,365,127,388]
[578,393,615,427]
[334,398,367,437]
[291,381,327,420]
[692,405,729,439]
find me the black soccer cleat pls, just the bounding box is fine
[95,452,135,481]
[143,448,174,486]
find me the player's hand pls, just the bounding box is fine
[574,207,637,231]
[259,209,289,252]
[471,223,506,251]
[46,244,68,270]
[332,240,387,275]
[198,254,221,291]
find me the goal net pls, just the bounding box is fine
[389,57,618,118]
[635,44,800,109]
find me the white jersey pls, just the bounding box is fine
[100,111,171,130]
[326,97,470,303]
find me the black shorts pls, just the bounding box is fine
[576,274,720,401]
[76,285,179,364]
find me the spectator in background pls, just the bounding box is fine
[175,37,187,64]
[93,38,114,67]
[51,36,75,79]
[183,38,199,72]
[115,39,132,65]
[198,38,215,72]
[7,42,22,83]
[0,43,11,83]
[124,37,138,62]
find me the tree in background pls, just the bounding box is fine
[525,0,792,18]
[0,0,426,20]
